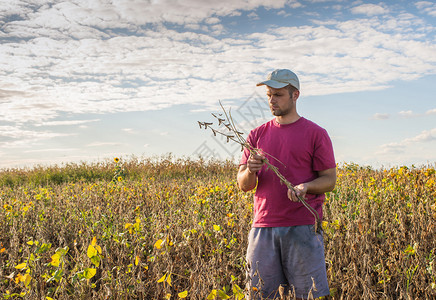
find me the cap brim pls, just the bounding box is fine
[256,80,289,89]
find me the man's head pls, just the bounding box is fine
[258,69,300,120]
[256,69,300,91]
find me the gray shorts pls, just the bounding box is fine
[246,226,329,299]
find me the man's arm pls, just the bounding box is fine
[287,167,336,202]
[237,153,265,192]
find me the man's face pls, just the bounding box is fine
[266,86,295,117]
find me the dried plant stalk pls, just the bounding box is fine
[198,101,321,232]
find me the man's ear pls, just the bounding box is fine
[293,90,300,101]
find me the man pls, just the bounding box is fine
[237,69,336,299]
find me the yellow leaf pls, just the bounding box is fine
[0,248,5,253]
[154,239,164,249]
[23,273,31,286]
[46,297,54,300]
[165,293,171,300]
[91,236,97,246]
[15,263,27,270]
[124,223,132,229]
[15,274,23,284]
[178,290,188,298]
[157,273,166,283]
[217,290,230,299]
[87,245,97,258]
[399,167,404,175]
[166,273,172,286]
[95,245,102,254]
[83,268,96,279]
[321,221,328,230]
[207,290,217,300]
[135,256,140,266]
[233,284,244,299]
[213,225,221,231]
[50,253,61,267]
[26,241,34,245]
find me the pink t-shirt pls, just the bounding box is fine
[240,117,336,227]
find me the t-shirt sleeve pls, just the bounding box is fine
[313,128,336,171]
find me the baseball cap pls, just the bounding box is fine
[256,69,300,90]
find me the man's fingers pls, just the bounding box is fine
[287,189,299,202]
[247,153,266,174]
[250,153,265,162]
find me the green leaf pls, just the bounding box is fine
[37,243,52,254]
[91,255,101,267]
[47,269,64,283]
[56,246,69,256]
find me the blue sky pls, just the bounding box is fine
[0,0,435,169]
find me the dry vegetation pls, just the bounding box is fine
[0,156,435,299]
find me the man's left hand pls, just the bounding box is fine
[287,184,307,202]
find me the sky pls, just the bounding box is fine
[0,0,435,169]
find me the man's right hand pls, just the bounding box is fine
[247,153,265,174]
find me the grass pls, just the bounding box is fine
[0,157,435,299]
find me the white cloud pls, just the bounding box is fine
[1,0,290,33]
[86,142,123,147]
[372,113,390,120]
[426,108,436,115]
[38,119,100,126]
[398,110,415,118]
[248,11,260,20]
[205,17,221,24]
[24,148,80,153]
[288,1,303,9]
[404,128,436,143]
[122,128,138,134]
[351,4,388,16]
[415,1,436,17]
[378,128,436,155]
[378,142,406,155]
[0,125,72,140]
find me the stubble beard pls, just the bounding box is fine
[271,106,291,117]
